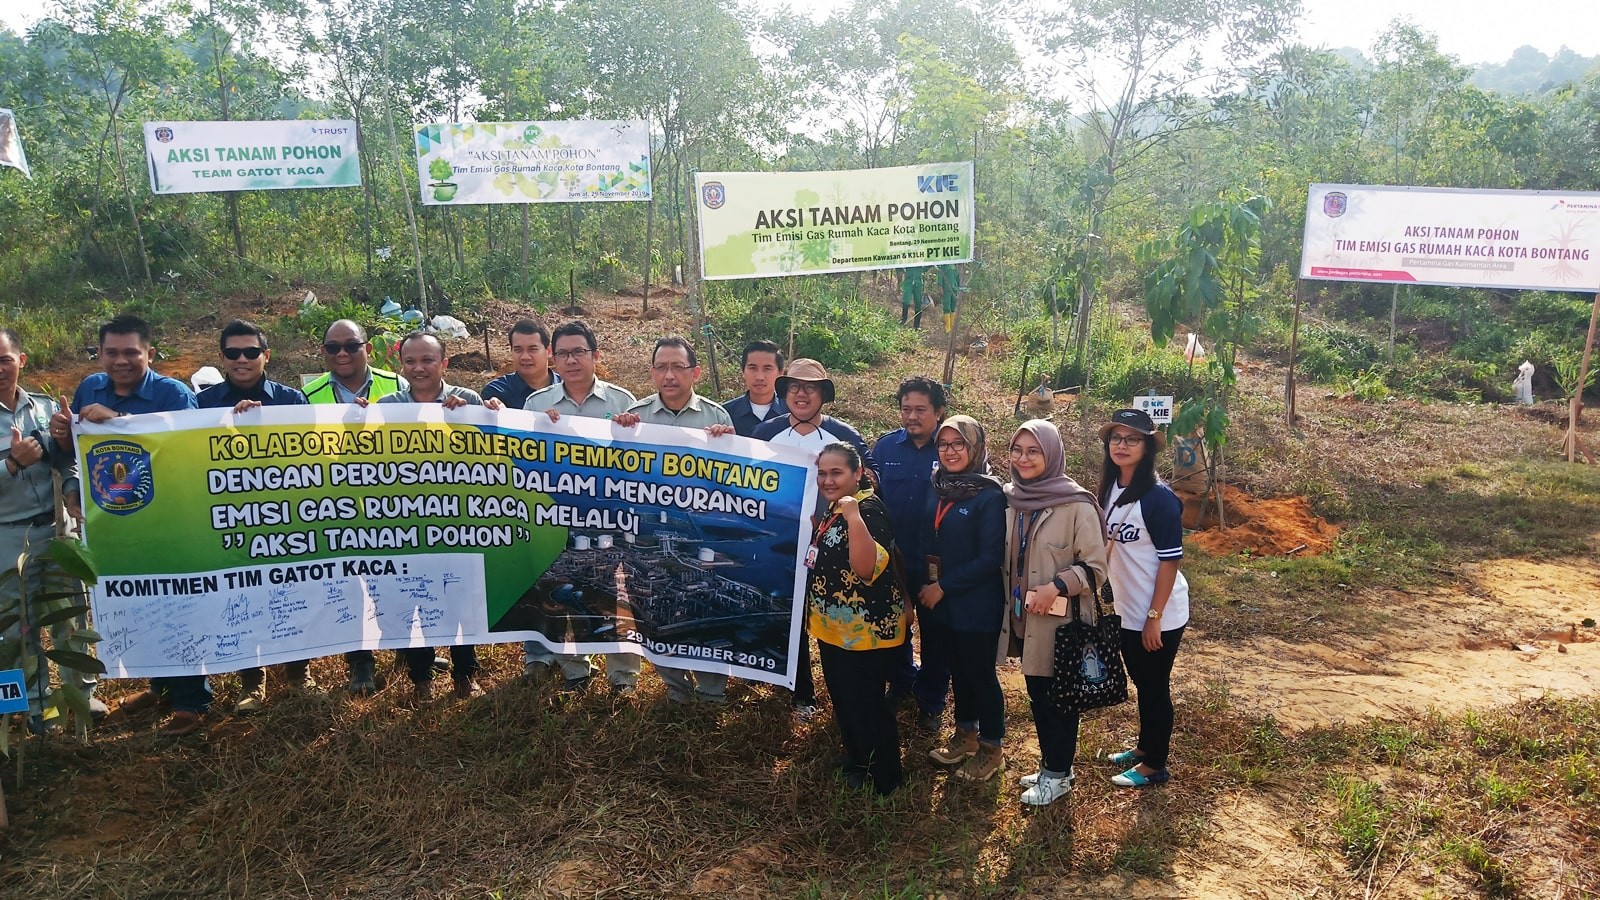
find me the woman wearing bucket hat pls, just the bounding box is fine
[752,358,874,717]
[1002,419,1108,806]
[920,415,1008,782]
[1096,408,1190,788]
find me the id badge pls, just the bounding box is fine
[925,554,942,582]
[804,543,819,569]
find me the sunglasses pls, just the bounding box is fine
[322,340,365,356]
[222,346,265,361]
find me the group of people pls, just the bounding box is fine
[13,308,1188,808]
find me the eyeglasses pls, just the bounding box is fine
[786,383,821,395]
[553,348,593,361]
[1107,434,1146,447]
[322,340,365,356]
[1008,446,1045,460]
[651,363,694,374]
[935,441,967,452]
[222,346,265,361]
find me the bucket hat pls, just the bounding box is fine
[774,358,836,404]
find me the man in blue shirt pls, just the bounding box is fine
[721,340,787,438]
[53,314,202,737]
[483,319,561,409]
[196,320,310,715]
[873,376,948,731]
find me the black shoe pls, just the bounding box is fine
[916,710,942,733]
[347,658,377,696]
[843,769,869,791]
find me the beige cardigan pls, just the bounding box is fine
[998,501,1110,677]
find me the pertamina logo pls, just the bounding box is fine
[87,440,156,516]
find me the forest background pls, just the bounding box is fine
[2,0,1600,408]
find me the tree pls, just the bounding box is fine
[1140,191,1270,525]
[1021,0,1302,369]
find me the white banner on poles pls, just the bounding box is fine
[144,120,362,194]
[1301,184,1600,292]
[413,120,651,205]
[0,109,30,178]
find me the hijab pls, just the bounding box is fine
[1002,419,1097,512]
[930,415,1003,501]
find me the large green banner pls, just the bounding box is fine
[79,406,815,687]
[694,162,974,279]
[143,120,361,194]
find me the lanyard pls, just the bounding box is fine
[812,510,843,547]
[933,499,955,535]
[1012,509,1036,617]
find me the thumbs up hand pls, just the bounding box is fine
[9,424,43,468]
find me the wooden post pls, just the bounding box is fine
[1286,282,1303,426]
[1565,289,1600,462]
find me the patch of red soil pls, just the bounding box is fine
[1180,484,1339,557]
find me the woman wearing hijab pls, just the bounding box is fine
[920,415,1009,782]
[1003,419,1109,806]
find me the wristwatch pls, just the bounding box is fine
[1051,575,1069,594]
[1147,609,1162,620]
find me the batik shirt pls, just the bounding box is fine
[806,489,908,650]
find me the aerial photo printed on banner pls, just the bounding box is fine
[77,405,815,688]
[695,162,975,279]
[1301,183,1600,291]
[414,120,651,205]
[143,119,361,194]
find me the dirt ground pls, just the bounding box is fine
[18,287,1600,897]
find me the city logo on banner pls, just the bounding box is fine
[87,440,156,515]
[154,127,174,143]
[1322,191,1347,217]
[701,181,726,209]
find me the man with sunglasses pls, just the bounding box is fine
[303,320,402,406]
[53,314,201,736]
[196,320,310,715]
[302,319,400,694]
[524,321,638,694]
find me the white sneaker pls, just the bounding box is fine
[1020,770,1074,806]
[1019,765,1073,788]
[793,705,819,722]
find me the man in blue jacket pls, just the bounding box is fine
[873,376,948,731]
[196,319,310,715]
[721,340,786,437]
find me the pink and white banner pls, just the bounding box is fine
[1301,184,1600,292]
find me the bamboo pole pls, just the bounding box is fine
[1565,289,1600,462]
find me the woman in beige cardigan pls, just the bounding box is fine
[1002,419,1109,806]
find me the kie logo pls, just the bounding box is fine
[154,127,174,143]
[87,440,155,516]
[1322,191,1347,217]
[917,173,959,193]
[701,181,726,209]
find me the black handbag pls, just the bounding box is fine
[1047,563,1128,716]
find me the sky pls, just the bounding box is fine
[1,0,1596,66]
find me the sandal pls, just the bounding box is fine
[1111,766,1170,787]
